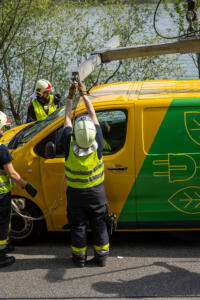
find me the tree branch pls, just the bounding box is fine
[3,57,17,122]
[0,0,33,64]
[50,41,59,83]
[0,86,4,111]
[0,0,21,49]
[17,55,26,116]
[9,40,47,60]
[34,40,47,91]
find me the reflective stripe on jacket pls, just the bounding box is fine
[32,95,57,121]
[65,137,104,189]
[0,239,7,250]
[0,143,15,194]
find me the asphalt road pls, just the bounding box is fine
[1,231,200,300]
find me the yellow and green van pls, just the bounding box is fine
[2,79,200,243]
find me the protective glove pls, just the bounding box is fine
[25,183,37,198]
[54,93,61,99]
[78,81,87,96]
[68,83,77,99]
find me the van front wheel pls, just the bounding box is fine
[10,200,45,245]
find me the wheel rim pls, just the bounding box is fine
[10,210,34,240]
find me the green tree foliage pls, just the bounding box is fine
[161,0,200,77]
[0,0,79,124]
[84,0,181,88]
[0,0,182,125]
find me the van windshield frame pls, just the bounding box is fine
[8,108,65,149]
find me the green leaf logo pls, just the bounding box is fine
[184,112,200,146]
[168,186,200,214]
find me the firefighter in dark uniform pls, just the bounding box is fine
[0,111,37,268]
[26,79,63,123]
[61,81,109,268]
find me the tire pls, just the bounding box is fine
[10,199,46,245]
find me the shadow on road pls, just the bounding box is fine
[92,262,200,298]
[1,231,200,293]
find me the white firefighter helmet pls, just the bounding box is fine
[0,111,11,130]
[35,79,54,97]
[73,115,97,156]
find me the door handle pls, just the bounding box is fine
[107,166,128,171]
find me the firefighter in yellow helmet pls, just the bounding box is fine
[0,112,37,268]
[61,81,109,268]
[26,79,63,122]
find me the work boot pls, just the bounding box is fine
[0,255,15,268]
[72,253,86,268]
[93,252,108,267]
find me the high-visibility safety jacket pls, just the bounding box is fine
[0,144,15,194]
[32,95,57,121]
[65,138,104,189]
[102,138,111,152]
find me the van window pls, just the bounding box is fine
[34,110,127,158]
[96,110,127,155]
[34,126,64,158]
[8,108,65,149]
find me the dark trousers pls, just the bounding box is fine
[67,183,109,250]
[0,192,11,255]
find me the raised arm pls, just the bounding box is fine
[64,84,77,128]
[78,81,99,125]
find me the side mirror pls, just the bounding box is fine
[45,141,56,158]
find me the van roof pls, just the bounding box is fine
[88,79,200,103]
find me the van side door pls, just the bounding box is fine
[34,126,67,231]
[97,104,136,228]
